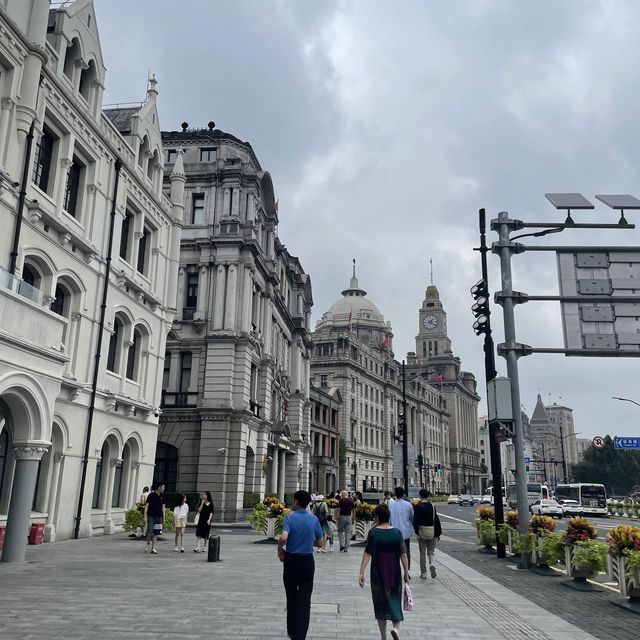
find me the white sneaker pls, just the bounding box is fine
[181,547,185,553]
[144,544,150,553]
[150,549,158,555]
[174,547,179,552]
[322,548,328,553]
[328,546,333,552]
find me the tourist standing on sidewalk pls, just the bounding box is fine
[358,503,410,640]
[143,483,165,555]
[313,496,332,552]
[337,490,355,552]
[194,491,214,553]
[413,489,441,579]
[173,494,189,553]
[277,490,324,640]
[389,487,414,569]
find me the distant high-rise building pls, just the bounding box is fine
[575,437,592,463]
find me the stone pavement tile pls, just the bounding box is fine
[0,531,601,640]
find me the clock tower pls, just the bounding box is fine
[416,284,452,364]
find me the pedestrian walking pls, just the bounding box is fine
[143,483,165,555]
[173,494,189,553]
[337,490,355,552]
[389,487,414,569]
[277,490,324,640]
[312,496,331,552]
[358,503,410,640]
[193,491,214,553]
[138,486,150,506]
[413,489,441,579]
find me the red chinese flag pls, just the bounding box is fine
[381,336,389,347]
[434,374,443,382]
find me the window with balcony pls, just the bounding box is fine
[32,128,56,194]
[192,194,205,225]
[183,272,198,319]
[200,148,216,162]
[63,156,85,218]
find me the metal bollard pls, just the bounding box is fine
[207,534,221,562]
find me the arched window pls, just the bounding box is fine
[22,263,39,288]
[79,60,96,102]
[92,442,107,509]
[107,317,123,373]
[153,441,178,492]
[50,283,68,317]
[111,460,123,508]
[126,328,141,381]
[63,39,79,80]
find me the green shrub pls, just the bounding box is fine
[243,493,261,509]
[540,532,566,565]
[124,507,144,532]
[284,493,295,507]
[249,503,269,532]
[624,549,640,578]
[573,540,608,573]
[513,531,535,554]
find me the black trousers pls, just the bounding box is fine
[404,538,411,570]
[283,552,315,640]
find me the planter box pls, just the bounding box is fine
[565,544,594,579]
[266,517,277,540]
[507,528,518,555]
[608,554,640,600]
[532,536,549,567]
[355,520,373,540]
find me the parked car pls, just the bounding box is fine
[458,494,476,506]
[558,499,583,517]
[530,499,564,518]
[447,494,460,505]
[481,494,492,504]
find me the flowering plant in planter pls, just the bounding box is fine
[624,549,640,579]
[326,498,339,509]
[529,515,556,536]
[565,516,597,543]
[505,511,519,529]
[607,524,640,555]
[269,502,287,517]
[410,498,421,506]
[262,495,280,507]
[475,506,495,521]
[355,502,376,521]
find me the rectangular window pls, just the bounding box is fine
[177,351,192,405]
[167,149,177,163]
[63,156,84,218]
[137,226,149,274]
[119,211,133,261]
[192,194,205,225]
[320,375,328,388]
[185,272,198,310]
[162,353,171,391]
[32,128,55,193]
[200,148,216,162]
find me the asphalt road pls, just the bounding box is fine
[435,502,631,542]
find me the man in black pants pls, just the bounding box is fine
[278,490,324,640]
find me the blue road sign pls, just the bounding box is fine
[614,436,640,450]
[524,457,530,464]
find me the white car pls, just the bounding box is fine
[558,499,583,517]
[530,499,564,518]
[481,494,492,504]
[447,494,460,505]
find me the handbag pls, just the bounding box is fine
[194,513,200,526]
[403,583,415,612]
[418,525,435,539]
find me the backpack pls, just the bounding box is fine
[314,502,327,523]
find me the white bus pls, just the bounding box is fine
[554,483,607,516]
[482,486,507,505]
[506,482,550,508]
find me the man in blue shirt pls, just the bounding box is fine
[278,490,324,640]
[389,486,414,569]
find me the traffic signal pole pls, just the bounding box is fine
[475,208,506,559]
[401,361,409,493]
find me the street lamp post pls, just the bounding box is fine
[352,438,358,493]
[401,361,409,493]
[613,396,640,408]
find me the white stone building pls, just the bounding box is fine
[0,0,183,561]
[157,123,313,522]
[310,269,450,494]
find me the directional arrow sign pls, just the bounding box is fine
[614,436,640,450]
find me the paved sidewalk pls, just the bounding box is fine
[0,531,597,640]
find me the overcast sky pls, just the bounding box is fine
[96,0,640,438]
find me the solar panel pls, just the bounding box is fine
[595,194,640,210]
[545,193,594,210]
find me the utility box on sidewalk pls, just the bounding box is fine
[28,523,45,545]
[207,534,220,562]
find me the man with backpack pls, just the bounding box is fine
[312,496,332,552]
[413,488,442,579]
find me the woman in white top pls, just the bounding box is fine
[173,494,189,552]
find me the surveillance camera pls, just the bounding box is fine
[218,447,226,453]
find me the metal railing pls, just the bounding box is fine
[0,265,46,305]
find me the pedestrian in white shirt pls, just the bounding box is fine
[173,494,189,552]
[389,486,414,569]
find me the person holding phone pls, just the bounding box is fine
[173,494,189,552]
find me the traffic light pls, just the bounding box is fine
[417,454,424,468]
[470,278,490,335]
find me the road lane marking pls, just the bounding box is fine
[440,513,474,525]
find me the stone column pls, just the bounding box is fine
[44,452,64,543]
[269,448,279,496]
[242,267,253,333]
[195,264,208,320]
[231,188,239,217]
[176,266,186,321]
[213,265,226,330]
[129,462,141,508]
[223,188,231,216]
[1,445,48,563]
[0,98,15,164]
[224,264,238,330]
[278,450,286,502]
[103,458,122,535]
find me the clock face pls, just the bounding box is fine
[423,314,438,330]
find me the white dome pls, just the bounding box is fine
[318,275,386,328]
